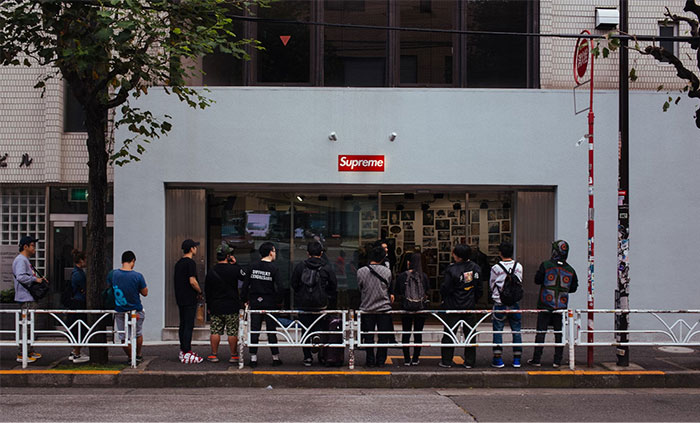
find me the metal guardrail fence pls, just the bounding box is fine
[0,309,21,347]
[2,309,138,369]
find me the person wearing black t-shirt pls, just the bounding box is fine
[174,239,204,364]
[205,244,246,364]
[241,242,283,367]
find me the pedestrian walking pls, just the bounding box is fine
[13,235,46,363]
[204,244,246,364]
[241,242,284,367]
[290,241,338,367]
[439,244,482,369]
[489,242,523,368]
[357,246,394,368]
[174,239,204,364]
[395,253,429,366]
[112,250,148,364]
[528,240,578,368]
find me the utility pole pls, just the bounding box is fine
[616,0,630,367]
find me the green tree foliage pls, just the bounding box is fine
[0,0,263,362]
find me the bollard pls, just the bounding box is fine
[348,310,355,370]
[21,310,28,369]
[130,312,137,368]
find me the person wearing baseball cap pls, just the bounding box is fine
[13,236,44,363]
[174,239,204,364]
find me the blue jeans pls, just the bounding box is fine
[492,303,522,357]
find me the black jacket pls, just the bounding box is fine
[440,260,483,310]
[290,257,338,309]
[241,260,283,309]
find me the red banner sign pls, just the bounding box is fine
[338,155,385,172]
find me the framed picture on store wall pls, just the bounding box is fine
[501,221,511,232]
[401,211,415,221]
[488,222,500,233]
[423,227,434,236]
[436,219,449,230]
[403,221,414,230]
[404,230,415,242]
[438,231,450,241]
[488,210,497,221]
[389,211,400,225]
[438,241,451,251]
[489,234,500,245]
[470,209,479,223]
[423,210,434,226]
[423,237,436,248]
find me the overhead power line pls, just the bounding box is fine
[229,15,696,43]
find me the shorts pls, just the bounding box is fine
[115,310,145,341]
[210,313,239,336]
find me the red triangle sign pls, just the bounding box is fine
[280,35,291,46]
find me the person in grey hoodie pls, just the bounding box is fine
[13,235,46,363]
[357,246,394,367]
[290,241,338,366]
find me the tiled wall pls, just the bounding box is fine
[542,0,693,91]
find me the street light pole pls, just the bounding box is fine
[616,0,630,367]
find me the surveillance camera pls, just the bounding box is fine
[329,132,337,141]
[389,132,397,141]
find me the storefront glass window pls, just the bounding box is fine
[202,21,245,86]
[257,0,311,84]
[466,0,528,88]
[399,0,456,85]
[324,0,388,87]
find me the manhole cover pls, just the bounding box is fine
[657,346,695,354]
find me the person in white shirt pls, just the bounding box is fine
[489,242,523,368]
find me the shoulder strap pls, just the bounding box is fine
[366,265,389,286]
[497,261,517,275]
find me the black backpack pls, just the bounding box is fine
[300,265,328,308]
[497,261,523,306]
[403,271,426,311]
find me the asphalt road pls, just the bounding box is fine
[1,388,699,422]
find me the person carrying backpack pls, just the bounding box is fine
[489,242,524,368]
[395,253,430,366]
[290,241,337,367]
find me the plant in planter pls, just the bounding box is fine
[0,289,15,304]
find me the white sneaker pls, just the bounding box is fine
[72,354,90,364]
[181,351,203,364]
[178,350,184,361]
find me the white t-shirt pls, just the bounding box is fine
[489,260,524,305]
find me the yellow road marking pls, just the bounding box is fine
[253,371,391,375]
[385,355,464,365]
[0,370,121,375]
[528,370,665,375]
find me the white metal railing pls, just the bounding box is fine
[576,309,700,346]
[6,309,138,369]
[240,309,350,369]
[0,309,21,347]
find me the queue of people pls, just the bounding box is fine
[11,235,578,369]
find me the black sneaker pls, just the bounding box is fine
[527,359,541,367]
[303,358,312,367]
[272,358,283,367]
[248,360,258,368]
[438,361,452,368]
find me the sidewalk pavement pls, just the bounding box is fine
[1,343,699,388]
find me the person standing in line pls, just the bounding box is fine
[174,239,204,364]
[489,242,523,368]
[112,250,148,363]
[241,242,284,367]
[439,244,482,369]
[395,253,430,366]
[528,240,578,368]
[205,244,246,364]
[68,249,89,363]
[13,236,45,363]
[290,241,338,367]
[357,246,394,368]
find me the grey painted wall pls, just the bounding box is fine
[114,87,700,340]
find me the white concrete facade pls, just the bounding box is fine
[115,87,700,341]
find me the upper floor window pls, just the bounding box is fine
[659,22,677,63]
[64,83,86,132]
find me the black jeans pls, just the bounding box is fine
[440,313,477,367]
[299,312,327,360]
[401,314,426,363]
[361,313,393,366]
[249,312,279,355]
[178,304,197,353]
[532,310,564,364]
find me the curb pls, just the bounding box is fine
[2,370,700,389]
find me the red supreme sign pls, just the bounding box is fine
[338,155,385,172]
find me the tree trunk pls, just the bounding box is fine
[85,106,109,364]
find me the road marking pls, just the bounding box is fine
[528,370,665,375]
[0,370,120,375]
[253,371,391,375]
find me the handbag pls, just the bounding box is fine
[195,302,205,326]
[27,281,50,301]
